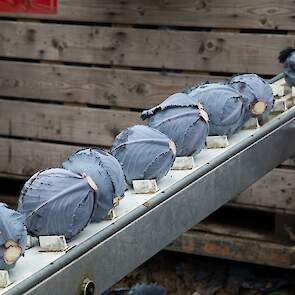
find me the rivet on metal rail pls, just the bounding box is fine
[81,278,95,295]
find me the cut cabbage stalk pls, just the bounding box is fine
[0,203,27,270]
[226,74,274,121]
[4,240,18,248]
[199,108,209,123]
[113,196,122,207]
[85,176,98,191]
[106,209,117,220]
[3,245,22,265]
[169,140,177,156]
[251,101,267,115]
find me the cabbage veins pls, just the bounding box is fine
[184,83,246,136]
[226,74,274,120]
[141,93,209,157]
[63,148,125,222]
[18,168,96,240]
[111,125,176,184]
[0,203,27,270]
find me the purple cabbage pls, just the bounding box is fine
[62,148,125,222]
[226,74,274,120]
[184,83,246,136]
[17,168,96,240]
[279,48,295,87]
[0,203,27,270]
[141,93,209,156]
[111,125,176,184]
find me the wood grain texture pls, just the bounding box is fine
[0,99,142,146]
[233,168,295,211]
[194,221,276,242]
[0,138,79,176]
[167,230,295,268]
[0,0,294,30]
[0,21,294,74]
[0,61,222,109]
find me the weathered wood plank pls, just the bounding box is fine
[232,168,295,211]
[0,138,79,176]
[193,221,276,242]
[0,0,295,31]
[0,21,294,74]
[0,99,142,146]
[167,230,295,268]
[0,61,221,109]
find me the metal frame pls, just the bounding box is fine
[3,75,295,295]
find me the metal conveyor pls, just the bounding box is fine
[1,74,295,295]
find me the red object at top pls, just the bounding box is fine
[0,0,57,14]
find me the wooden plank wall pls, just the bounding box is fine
[0,0,294,187]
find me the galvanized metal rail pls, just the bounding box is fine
[1,75,295,295]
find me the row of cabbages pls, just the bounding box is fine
[0,74,274,270]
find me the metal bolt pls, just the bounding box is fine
[81,278,95,295]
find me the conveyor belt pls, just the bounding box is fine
[1,75,295,295]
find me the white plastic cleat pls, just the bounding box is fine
[39,236,67,252]
[206,136,229,149]
[172,157,194,170]
[132,179,159,194]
